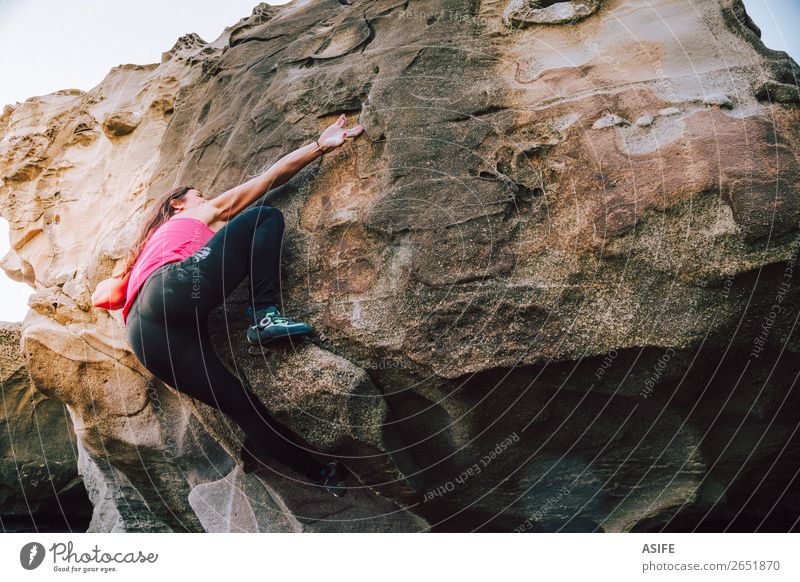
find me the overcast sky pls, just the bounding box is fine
[0,0,798,321]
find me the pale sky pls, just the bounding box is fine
[0,0,798,321]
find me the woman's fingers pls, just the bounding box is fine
[318,117,361,150]
[326,115,346,133]
[345,125,363,137]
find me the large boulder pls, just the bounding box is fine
[0,0,798,531]
[0,321,92,531]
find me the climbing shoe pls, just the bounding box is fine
[318,461,350,498]
[245,304,313,345]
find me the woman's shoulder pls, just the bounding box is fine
[172,204,216,224]
[169,206,223,233]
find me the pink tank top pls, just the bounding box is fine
[122,217,216,323]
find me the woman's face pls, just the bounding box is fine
[173,189,206,212]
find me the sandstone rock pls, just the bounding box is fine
[1,0,799,532]
[702,93,734,109]
[101,111,142,137]
[0,322,92,531]
[755,81,800,104]
[503,0,602,27]
[592,113,630,129]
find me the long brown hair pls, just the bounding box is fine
[119,185,196,277]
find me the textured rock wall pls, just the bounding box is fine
[0,322,92,531]
[1,0,798,531]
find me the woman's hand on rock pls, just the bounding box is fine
[318,113,363,152]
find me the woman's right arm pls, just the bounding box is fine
[208,113,363,222]
[91,272,130,310]
[208,140,323,222]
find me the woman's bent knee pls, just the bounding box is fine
[241,205,284,230]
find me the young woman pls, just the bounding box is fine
[92,114,364,497]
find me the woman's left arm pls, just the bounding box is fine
[91,272,130,310]
[209,113,363,221]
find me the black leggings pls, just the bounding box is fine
[125,204,326,480]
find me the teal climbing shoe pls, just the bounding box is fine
[246,305,313,345]
[319,461,350,498]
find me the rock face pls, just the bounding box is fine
[1,0,799,531]
[0,322,92,531]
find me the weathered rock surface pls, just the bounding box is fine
[0,322,92,531]
[1,0,799,531]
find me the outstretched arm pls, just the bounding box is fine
[209,113,363,221]
[91,272,130,310]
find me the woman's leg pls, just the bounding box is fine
[173,205,312,343]
[180,320,327,480]
[182,205,286,315]
[126,270,327,481]
[247,204,285,312]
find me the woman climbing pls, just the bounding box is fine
[91,113,364,497]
